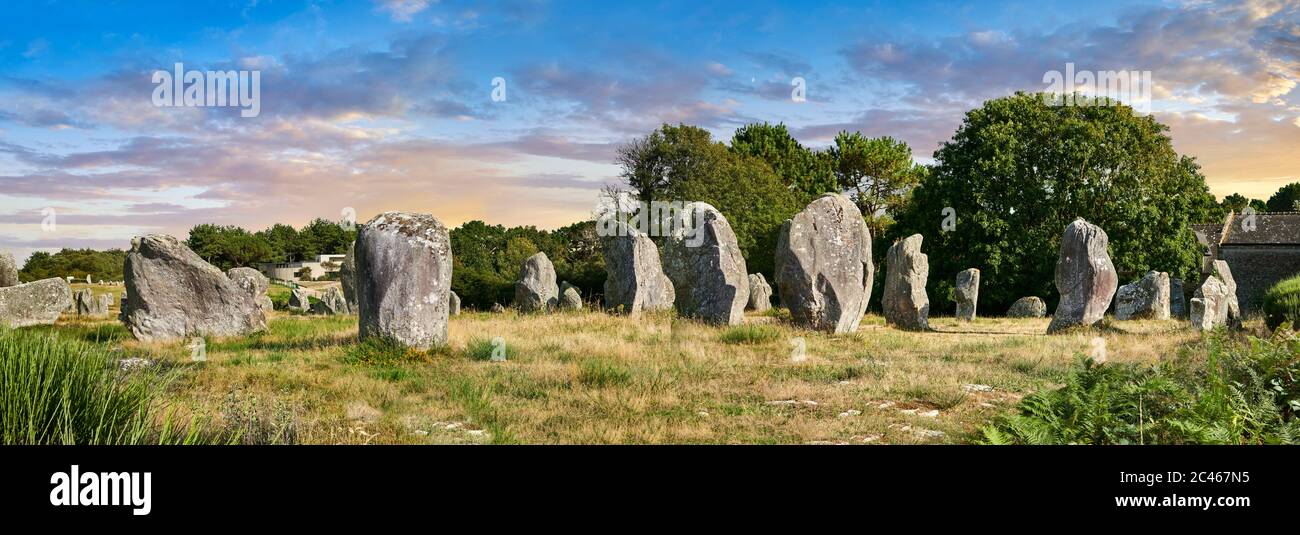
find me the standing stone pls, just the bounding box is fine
[85,274,92,285]
[355,212,452,349]
[559,281,583,311]
[340,241,358,312]
[600,220,675,315]
[883,234,930,331]
[118,295,128,323]
[0,252,18,288]
[99,293,114,316]
[1115,270,1170,320]
[1047,219,1118,334]
[0,278,72,328]
[774,193,874,333]
[662,202,748,325]
[1191,274,1232,331]
[491,303,506,313]
[122,234,267,342]
[311,286,348,315]
[227,267,275,313]
[74,288,108,317]
[449,291,461,316]
[747,273,772,312]
[955,268,979,321]
[1209,260,1242,329]
[288,288,313,312]
[515,252,559,313]
[1170,278,1186,319]
[1007,297,1048,317]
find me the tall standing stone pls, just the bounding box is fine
[448,291,461,316]
[774,193,874,333]
[1115,270,1171,320]
[122,234,267,342]
[1209,260,1242,329]
[955,268,979,321]
[662,202,748,325]
[227,267,275,313]
[0,278,72,327]
[559,281,583,311]
[600,221,675,315]
[1170,278,1186,319]
[747,273,772,312]
[1047,219,1118,333]
[515,252,559,312]
[1191,274,1232,331]
[340,241,358,312]
[355,212,452,349]
[74,288,109,317]
[0,252,18,288]
[883,234,930,331]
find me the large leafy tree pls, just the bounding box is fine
[729,122,834,197]
[829,132,926,236]
[616,124,804,278]
[889,92,1220,313]
[1266,182,1300,212]
[186,224,273,270]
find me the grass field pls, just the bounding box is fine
[32,283,1212,444]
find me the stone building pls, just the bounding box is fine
[1192,211,1300,315]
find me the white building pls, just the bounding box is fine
[257,254,347,282]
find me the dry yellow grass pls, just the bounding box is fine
[44,287,1203,445]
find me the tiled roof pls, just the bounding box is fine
[1220,212,1300,245]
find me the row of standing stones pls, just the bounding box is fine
[0,194,1244,347]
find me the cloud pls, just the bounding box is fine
[375,0,432,22]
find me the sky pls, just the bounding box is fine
[1,0,1298,264]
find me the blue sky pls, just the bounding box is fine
[2,0,1298,263]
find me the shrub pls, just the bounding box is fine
[1262,274,1300,331]
[981,333,1300,444]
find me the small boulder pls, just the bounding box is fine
[74,288,109,317]
[1007,297,1047,318]
[311,286,349,315]
[227,267,275,313]
[1191,274,1232,331]
[0,278,72,327]
[1047,219,1118,333]
[883,234,930,331]
[491,303,506,313]
[288,288,313,312]
[559,281,582,311]
[1115,270,1170,320]
[515,252,559,313]
[955,268,979,321]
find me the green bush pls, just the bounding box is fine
[981,333,1300,444]
[0,328,199,444]
[1262,274,1300,331]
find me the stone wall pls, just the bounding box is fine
[1218,246,1300,315]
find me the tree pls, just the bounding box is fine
[889,92,1219,313]
[730,122,834,197]
[616,124,804,278]
[828,132,926,236]
[1266,182,1300,212]
[186,224,273,270]
[19,248,126,283]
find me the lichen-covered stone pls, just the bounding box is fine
[1007,297,1047,318]
[227,267,274,313]
[600,220,674,315]
[122,234,267,342]
[0,252,18,288]
[883,234,930,331]
[559,281,583,311]
[515,252,559,313]
[0,278,72,327]
[355,212,452,349]
[747,273,772,312]
[1115,270,1170,321]
[1047,219,1118,333]
[955,268,979,321]
[774,193,874,333]
[662,202,748,325]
